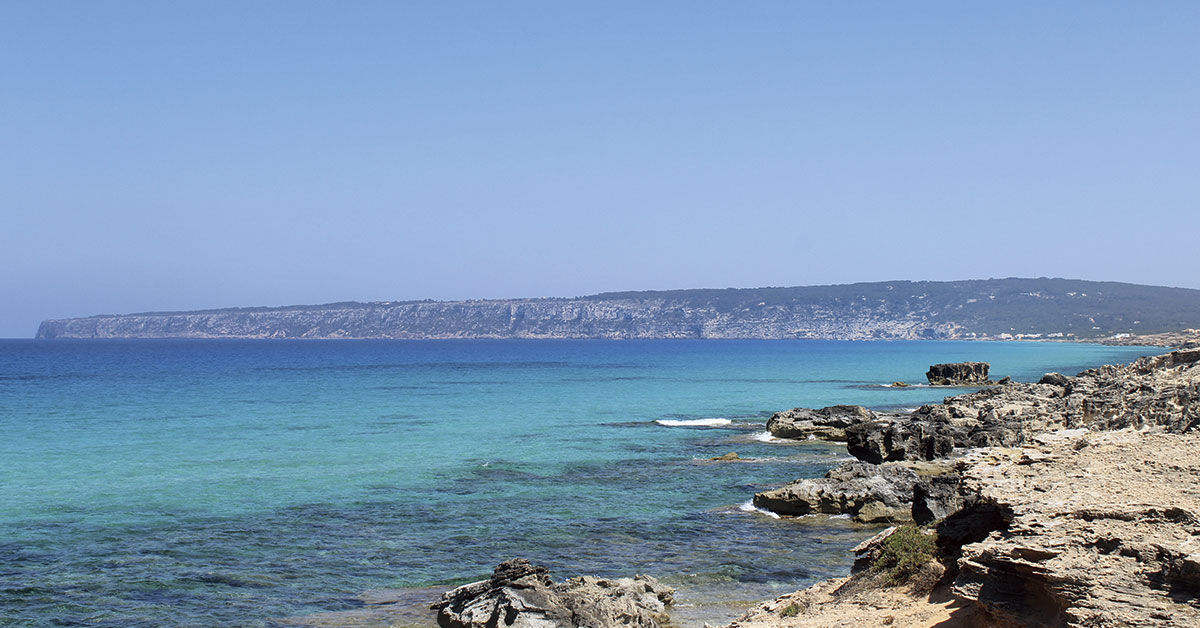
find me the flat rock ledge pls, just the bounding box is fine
[765,405,877,441]
[432,560,674,628]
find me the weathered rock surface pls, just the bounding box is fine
[752,461,919,523]
[432,559,674,628]
[847,348,1200,464]
[735,349,1200,626]
[766,405,876,441]
[948,430,1200,627]
[1038,372,1070,386]
[926,362,991,385]
[730,432,1200,628]
[845,406,1025,464]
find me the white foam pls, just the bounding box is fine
[738,500,781,519]
[751,431,781,442]
[830,513,851,519]
[655,418,732,427]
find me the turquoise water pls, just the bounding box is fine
[0,339,1156,627]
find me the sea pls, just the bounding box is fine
[0,339,1157,628]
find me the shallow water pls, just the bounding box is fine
[0,339,1155,627]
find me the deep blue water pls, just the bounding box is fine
[0,339,1156,627]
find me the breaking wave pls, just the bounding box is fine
[654,418,733,427]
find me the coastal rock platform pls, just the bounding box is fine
[732,429,1200,628]
[735,348,1200,627]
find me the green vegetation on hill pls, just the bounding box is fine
[589,278,1200,337]
[36,278,1200,340]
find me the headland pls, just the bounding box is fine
[34,278,1200,341]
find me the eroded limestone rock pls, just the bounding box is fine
[765,405,876,441]
[752,461,918,523]
[926,362,991,385]
[432,560,674,628]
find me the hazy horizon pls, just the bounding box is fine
[4,3,1199,337]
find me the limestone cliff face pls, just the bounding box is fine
[34,278,1200,340]
[34,298,962,340]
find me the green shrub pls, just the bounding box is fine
[871,525,938,584]
[779,602,802,618]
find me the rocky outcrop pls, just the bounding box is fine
[737,349,1200,627]
[752,461,920,523]
[765,405,875,441]
[1038,372,1070,386]
[432,559,674,628]
[946,430,1200,627]
[844,406,1025,464]
[731,433,1200,628]
[925,362,991,385]
[844,348,1200,464]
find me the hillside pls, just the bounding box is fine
[34,278,1200,340]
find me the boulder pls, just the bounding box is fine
[432,559,674,628]
[926,362,991,386]
[845,417,961,464]
[752,461,918,523]
[1039,372,1070,387]
[766,405,876,441]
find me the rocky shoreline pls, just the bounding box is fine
[729,347,1200,627]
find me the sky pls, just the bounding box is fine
[2,2,1199,337]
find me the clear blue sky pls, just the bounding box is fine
[3,2,1198,337]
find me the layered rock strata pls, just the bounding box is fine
[947,431,1200,627]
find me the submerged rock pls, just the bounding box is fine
[432,559,673,628]
[926,362,991,385]
[766,405,876,441]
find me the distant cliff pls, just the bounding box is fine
[35,278,1200,340]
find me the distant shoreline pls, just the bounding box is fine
[33,278,1200,342]
[21,334,1196,351]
